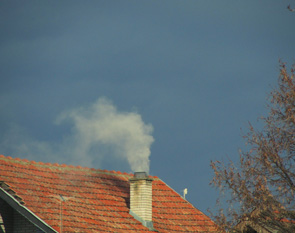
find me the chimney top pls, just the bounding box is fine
[130,172,153,181]
[134,172,147,179]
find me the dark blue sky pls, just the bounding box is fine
[0,1,294,214]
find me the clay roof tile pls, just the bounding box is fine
[0,155,218,232]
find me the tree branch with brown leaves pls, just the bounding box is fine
[210,62,295,233]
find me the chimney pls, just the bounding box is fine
[129,172,154,230]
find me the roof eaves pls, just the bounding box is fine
[0,187,58,233]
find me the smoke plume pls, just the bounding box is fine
[1,98,154,173]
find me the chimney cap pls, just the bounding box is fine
[134,172,147,179]
[130,172,153,181]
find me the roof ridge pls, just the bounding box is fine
[0,154,135,178]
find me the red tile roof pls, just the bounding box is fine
[0,155,219,232]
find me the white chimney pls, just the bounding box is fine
[129,172,154,230]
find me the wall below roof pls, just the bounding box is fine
[0,198,44,233]
[0,198,13,233]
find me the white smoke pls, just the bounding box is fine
[0,98,154,173]
[57,97,154,172]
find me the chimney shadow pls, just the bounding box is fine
[123,196,130,209]
[106,175,130,209]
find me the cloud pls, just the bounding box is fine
[0,98,154,173]
[0,124,48,159]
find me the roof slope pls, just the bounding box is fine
[0,155,218,232]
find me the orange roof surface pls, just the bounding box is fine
[0,155,219,232]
